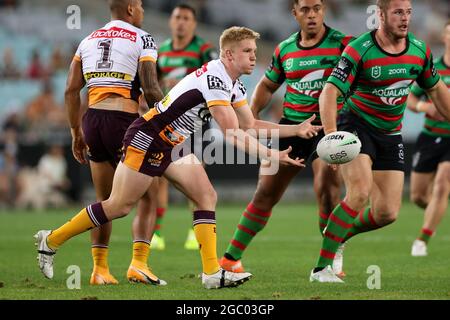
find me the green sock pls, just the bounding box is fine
[319,211,331,236]
[418,228,434,243]
[154,207,166,237]
[316,201,358,268]
[344,207,380,242]
[225,203,271,260]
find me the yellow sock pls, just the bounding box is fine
[131,241,150,267]
[194,224,220,274]
[47,208,96,250]
[92,247,109,270]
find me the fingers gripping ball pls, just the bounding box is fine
[316,131,361,164]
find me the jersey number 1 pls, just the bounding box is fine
[97,39,113,70]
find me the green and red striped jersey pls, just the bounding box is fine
[157,35,218,92]
[265,25,353,123]
[410,56,450,137]
[328,30,441,134]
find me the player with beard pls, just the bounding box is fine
[311,0,450,282]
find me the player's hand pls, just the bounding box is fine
[296,114,322,139]
[71,128,88,164]
[274,146,305,167]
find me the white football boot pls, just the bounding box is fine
[34,230,56,279]
[411,239,428,257]
[310,265,344,283]
[202,268,252,289]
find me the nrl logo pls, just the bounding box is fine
[286,58,293,70]
[371,66,381,79]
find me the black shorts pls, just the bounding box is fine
[269,118,325,163]
[338,111,405,172]
[412,132,450,173]
[82,109,138,165]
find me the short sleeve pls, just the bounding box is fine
[201,74,232,108]
[410,82,425,98]
[73,40,83,62]
[139,33,158,63]
[416,49,440,90]
[231,80,248,109]
[327,43,362,95]
[265,45,285,84]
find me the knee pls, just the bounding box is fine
[410,192,428,209]
[374,208,398,226]
[196,188,217,209]
[315,182,341,212]
[432,177,450,199]
[252,187,280,211]
[104,200,133,219]
[345,188,370,209]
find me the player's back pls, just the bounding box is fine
[74,20,157,110]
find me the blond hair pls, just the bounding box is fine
[377,0,410,12]
[219,26,260,54]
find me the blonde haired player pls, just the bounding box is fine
[35,26,321,289]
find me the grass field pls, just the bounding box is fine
[0,201,449,300]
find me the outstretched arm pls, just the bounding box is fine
[319,83,343,134]
[209,105,304,168]
[235,104,321,139]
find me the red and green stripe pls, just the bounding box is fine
[225,203,272,261]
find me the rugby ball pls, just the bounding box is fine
[316,131,361,164]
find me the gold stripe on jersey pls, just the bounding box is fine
[123,146,146,171]
[139,56,157,63]
[84,71,133,81]
[232,99,248,109]
[142,107,159,121]
[73,55,81,62]
[207,100,231,108]
[88,87,131,106]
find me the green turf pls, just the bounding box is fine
[0,201,449,300]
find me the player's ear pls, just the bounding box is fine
[127,3,133,17]
[225,48,233,61]
[377,7,385,24]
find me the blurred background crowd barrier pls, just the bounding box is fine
[0,0,448,209]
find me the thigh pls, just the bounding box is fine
[253,163,302,208]
[163,154,215,210]
[372,170,404,215]
[104,162,153,215]
[410,171,434,198]
[340,154,373,192]
[312,158,342,189]
[433,161,450,187]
